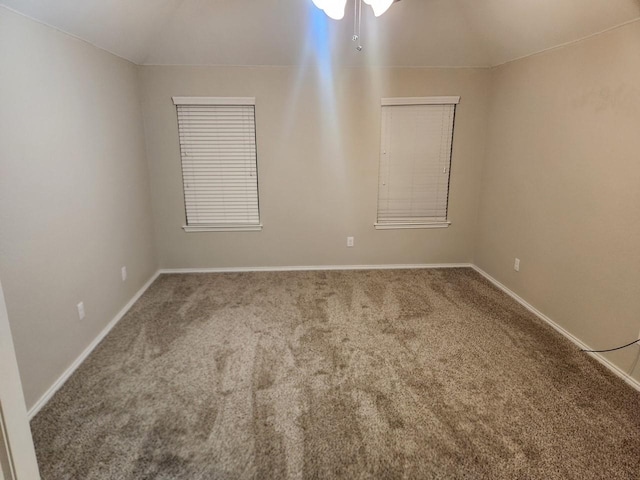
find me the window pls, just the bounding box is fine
[375,96,459,229]
[172,97,261,232]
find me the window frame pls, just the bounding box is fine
[172,96,262,233]
[374,96,460,230]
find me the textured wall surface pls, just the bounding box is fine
[139,65,491,268]
[476,21,640,382]
[0,8,158,409]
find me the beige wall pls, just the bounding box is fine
[139,66,491,268]
[476,21,640,381]
[0,9,157,409]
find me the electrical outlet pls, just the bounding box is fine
[77,302,85,321]
[121,266,127,282]
[347,236,354,248]
[514,258,520,272]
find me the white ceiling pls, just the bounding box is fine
[2,0,639,67]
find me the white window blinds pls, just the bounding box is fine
[173,97,261,232]
[376,97,459,229]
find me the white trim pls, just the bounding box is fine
[27,270,162,420]
[381,96,460,106]
[159,263,472,274]
[143,63,490,69]
[374,222,451,230]
[0,405,18,480]
[182,225,263,233]
[471,265,640,392]
[26,262,638,421]
[172,96,256,106]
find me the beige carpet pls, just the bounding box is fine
[31,268,640,479]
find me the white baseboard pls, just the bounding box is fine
[27,270,161,420]
[470,265,640,392]
[28,262,638,420]
[158,263,473,274]
[26,263,468,419]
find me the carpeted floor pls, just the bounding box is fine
[31,268,640,479]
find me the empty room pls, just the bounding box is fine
[1,0,640,478]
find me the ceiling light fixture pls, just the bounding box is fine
[311,0,400,51]
[311,0,348,20]
[312,0,395,19]
[363,0,395,17]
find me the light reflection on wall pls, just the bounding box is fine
[282,3,346,187]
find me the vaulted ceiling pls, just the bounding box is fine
[2,0,639,67]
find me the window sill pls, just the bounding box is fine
[374,222,451,230]
[183,225,263,232]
